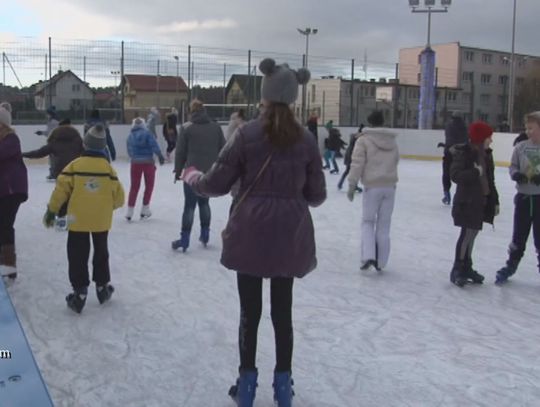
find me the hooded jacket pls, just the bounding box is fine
[348,128,399,188]
[0,130,28,200]
[175,109,225,173]
[127,122,164,164]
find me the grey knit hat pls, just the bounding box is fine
[259,58,311,105]
[84,124,107,151]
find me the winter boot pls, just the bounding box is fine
[495,262,518,284]
[228,369,258,407]
[140,205,152,219]
[0,244,17,279]
[463,258,484,284]
[360,259,377,271]
[442,190,451,205]
[273,371,294,407]
[450,260,467,287]
[125,207,134,221]
[171,231,190,252]
[66,288,88,314]
[199,227,210,247]
[96,284,115,304]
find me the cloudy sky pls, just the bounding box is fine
[1,0,539,87]
[2,0,539,61]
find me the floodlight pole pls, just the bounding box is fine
[297,27,317,124]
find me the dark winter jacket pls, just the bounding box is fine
[450,144,499,230]
[191,118,327,279]
[0,131,28,201]
[344,133,361,166]
[327,128,346,152]
[162,113,178,142]
[175,109,226,173]
[444,117,468,148]
[23,125,83,178]
[306,117,318,140]
[84,119,116,161]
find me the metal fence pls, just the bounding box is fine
[1,36,442,126]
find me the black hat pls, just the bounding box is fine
[367,110,384,127]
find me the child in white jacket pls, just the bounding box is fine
[347,110,399,271]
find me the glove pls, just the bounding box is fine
[530,174,540,185]
[347,184,356,202]
[43,208,56,228]
[182,166,203,186]
[474,163,483,177]
[511,172,528,184]
[494,205,500,216]
[158,155,165,166]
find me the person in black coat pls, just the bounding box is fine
[162,110,178,161]
[338,124,364,190]
[326,128,346,174]
[306,112,318,144]
[441,112,468,205]
[449,121,499,287]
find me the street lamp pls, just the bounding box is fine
[409,0,451,129]
[297,27,318,124]
[111,70,120,121]
[507,0,517,132]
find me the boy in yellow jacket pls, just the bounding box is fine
[44,124,125,313]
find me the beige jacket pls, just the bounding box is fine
[348,128,399,188]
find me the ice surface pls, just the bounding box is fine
[6,159,540,407]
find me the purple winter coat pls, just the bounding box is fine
[192,119,327,279]
[0,132,28,201]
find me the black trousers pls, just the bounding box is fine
[509,194,540,264]
[454,227,479,262]
[0,195,23,247]
[67,231,110,291]
[237,273,294,372]
[442,148,452,193]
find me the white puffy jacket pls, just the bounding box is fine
[348,128,399,188]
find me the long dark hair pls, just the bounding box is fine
[262,103,302,149]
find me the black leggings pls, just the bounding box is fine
[237,273,294,372]
[454,227,479,262]
[0,195,24,246]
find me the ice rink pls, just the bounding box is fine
[5,158,540,407]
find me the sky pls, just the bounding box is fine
[1,0,539,87]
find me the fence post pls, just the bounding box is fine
[247,50,251,118]
[120,41,125,123]
[187,45,191,105]
[350,58,354,126]
[48,37,52,109]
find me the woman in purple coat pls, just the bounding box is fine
[0,103,28,280]
[183,59,326,407]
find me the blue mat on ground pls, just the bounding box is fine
[0,278,54,406]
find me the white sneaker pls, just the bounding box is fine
[126,207,134,221]
[140,205,152,219]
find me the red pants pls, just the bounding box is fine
[128,163,156,207]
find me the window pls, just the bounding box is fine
[462,71,473,82]
[500,56,510,66]
[498,75,508,85]
[480,94,491,105]
[72,84,80,92]
[370,87,376,97]
[418,54,422,64]
[465,51,474,62]
[479,113,489,122]
[462,92,471,103]
[518,58,528,68]
[482,53,493,64]
[417,72,421,83]
[516,77,525,87]
[498,95,506,106]
[311,84,316,103]
[447,91,457,102]
[481,74,492,85]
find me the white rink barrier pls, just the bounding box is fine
[13,124,517,167]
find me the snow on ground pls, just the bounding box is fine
[6,158,540,407]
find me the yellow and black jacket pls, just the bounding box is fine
[48,151,125,232]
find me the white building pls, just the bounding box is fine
[34,70,94,112]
